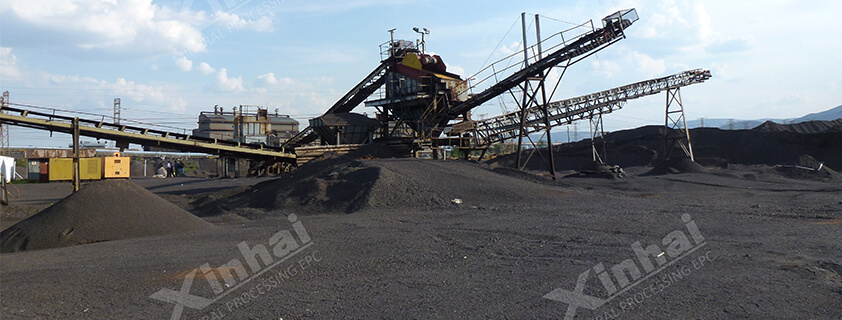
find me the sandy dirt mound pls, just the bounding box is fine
[0,180,212,253]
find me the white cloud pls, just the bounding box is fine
[256,72,294,86]
[0,47,21,79]
[499,41,522,56]
[0,0,206,58]
[0,0,278,60]
[214,11,273,32]
[257,72,280,85]
[448,65,466,77]
[174,56,193,71]
[591,59,621,78]
[197,62,216,74]
[44,73,186,111]
[634,0,691,39]
[277,0,412,15]
[629,50,665,77]
[217,68,244,92]
[705,35,753,54]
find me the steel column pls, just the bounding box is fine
[515,12,530,170]
[589,114,606,163]
[72,117,80,192]
[536,14,556,179]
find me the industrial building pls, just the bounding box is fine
[192,105,299,146]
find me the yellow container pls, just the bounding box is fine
[48,158,102,181]
[48,158,73,181]
[103,153,130,178]
[81,158,102,180]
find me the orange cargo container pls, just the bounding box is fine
[102,153,130,178]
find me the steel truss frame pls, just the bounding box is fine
[663,87,694,161]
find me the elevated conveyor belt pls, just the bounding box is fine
[283,61,388,148]
[282,126,317,148]
[325,62,388,114]
[473,69,712,146]
[440,9,639,129]
[0,104,296,162]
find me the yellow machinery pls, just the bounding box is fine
[48,158,102,181]
[102,152,130,178]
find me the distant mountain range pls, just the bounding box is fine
[686,104,842,130]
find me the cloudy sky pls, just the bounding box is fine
[1,0,840,147]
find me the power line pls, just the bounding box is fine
[537,14,580,26]
[7,102,189,132]
[479,16,521,71]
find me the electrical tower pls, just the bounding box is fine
[113,98,121,125]
[1,91,9,155]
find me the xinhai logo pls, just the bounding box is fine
[150,214,312,320]
[543,214,707,320]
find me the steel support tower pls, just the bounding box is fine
[664,87,694,161]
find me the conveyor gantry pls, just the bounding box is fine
[473,69,712,146]
[433,9,639,134]
[0,104,296,162]
[283,62,388,148]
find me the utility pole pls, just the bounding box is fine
[567,126,570,143]
[0,91,9,156]
[72,117,81,192]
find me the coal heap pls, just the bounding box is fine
[197,143,564,217]
[1,180,213,253]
